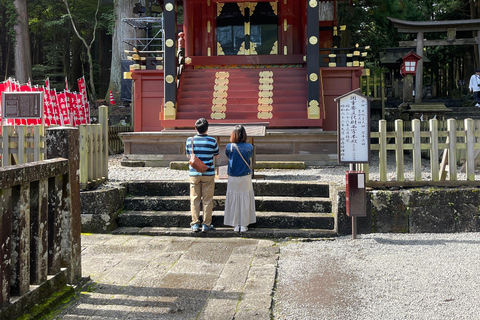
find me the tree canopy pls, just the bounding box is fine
[0,0,478,101]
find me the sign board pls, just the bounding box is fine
[2,92,44,119]
[335,89,371,163]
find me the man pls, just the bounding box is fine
[186,118,219,232]
[469,67,480,107]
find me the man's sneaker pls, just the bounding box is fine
[191,224,201,232]
[202,224,215,232]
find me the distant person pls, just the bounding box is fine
[224,125,256,232]
[185,118,219,233]
[469,68,480,107]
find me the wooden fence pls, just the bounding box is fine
[0,106,109,190]
[108,125,132,154]
[362,118,480,187]
[0,128,81,318]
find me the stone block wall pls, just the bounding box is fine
[336,186,480,235]
[80,187,127,233]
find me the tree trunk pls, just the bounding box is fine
[13,0,32,83]
[107,0,137,101]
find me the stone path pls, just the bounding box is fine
[52,234,278,320]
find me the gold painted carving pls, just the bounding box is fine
[164,101,176,120]
[165,3,173,11]
[166,75,174,83]
[213,91,228,98]
[258,98,273,105]
[211,112,226,120]
[217,42,225,56]
[207,0,210,6]
[258,112,273,119]
[309,36,318,45]
[211,71,229,119]
[284,19,287,32]
[258,70,274,120]
[217,3,225,16]
[166,39,174,47]
[207,21,211,33]
[309,0,317,8]
[270,41,278,55]
[212,104,227,112]
[270,2,277,15]
[208,47,211,56]
[309,73,318,82]
[185,57,192,64]
[238,3,246,14]
[284,46,288,55]
[259,71,274,78]
[308,100,320,119]
[258,105,273,112]
[237,42,258,55]
[259,84,274,91]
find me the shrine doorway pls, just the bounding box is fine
[216,2,278,55]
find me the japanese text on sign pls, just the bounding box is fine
[338,93,369,163]
[2,92,44,119]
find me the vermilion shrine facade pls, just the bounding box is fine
[129,0,364,132]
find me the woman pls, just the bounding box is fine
[224,125,256,232]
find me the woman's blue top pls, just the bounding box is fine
[225,142,253,176]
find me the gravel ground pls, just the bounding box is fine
[101,151,479,188]
[273,233,480,320]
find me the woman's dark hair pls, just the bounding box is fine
[230,125,247,143]
[195,118,209,134]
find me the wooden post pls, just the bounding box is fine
[99,106,108,180]
[163,0,178,120]
[465,118,475,181]
[379,120,387,181]
[395,120,405,182]
[412,119,422,181]
[415,31,424,104]
[447,119,457,181]
[430,119,439,181]
[306,0,320,119]
[381,73,386,119]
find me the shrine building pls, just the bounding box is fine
[121,0,367,166]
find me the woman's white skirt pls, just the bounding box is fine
[224,175,256,227]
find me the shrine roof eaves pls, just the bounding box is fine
[388,17,480,33]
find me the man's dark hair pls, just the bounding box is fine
[476,68,480,73]
[195,118,209,134]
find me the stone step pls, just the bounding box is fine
[126,180,330,198]
[123,195,332,213]
[117,211,335,230]
[112,226,337,239]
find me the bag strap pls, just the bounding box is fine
[190,137,195,156]
[233,143,251,170]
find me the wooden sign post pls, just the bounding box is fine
[335,89,371,239]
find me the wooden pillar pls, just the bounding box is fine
[477,29,480,67]
[307,0,320,119]
[163,0,177,120]
[415,31,424,104]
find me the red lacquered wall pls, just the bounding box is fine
[131,70,164,132]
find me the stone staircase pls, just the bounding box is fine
[112,180,337,238]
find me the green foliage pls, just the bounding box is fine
[339,0,472,62]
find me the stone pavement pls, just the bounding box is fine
[52,234,278,320]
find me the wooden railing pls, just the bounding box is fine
[1,106,108,190]
[0,128,81,317]
[362,118,480,187]
[108,125,132,154]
